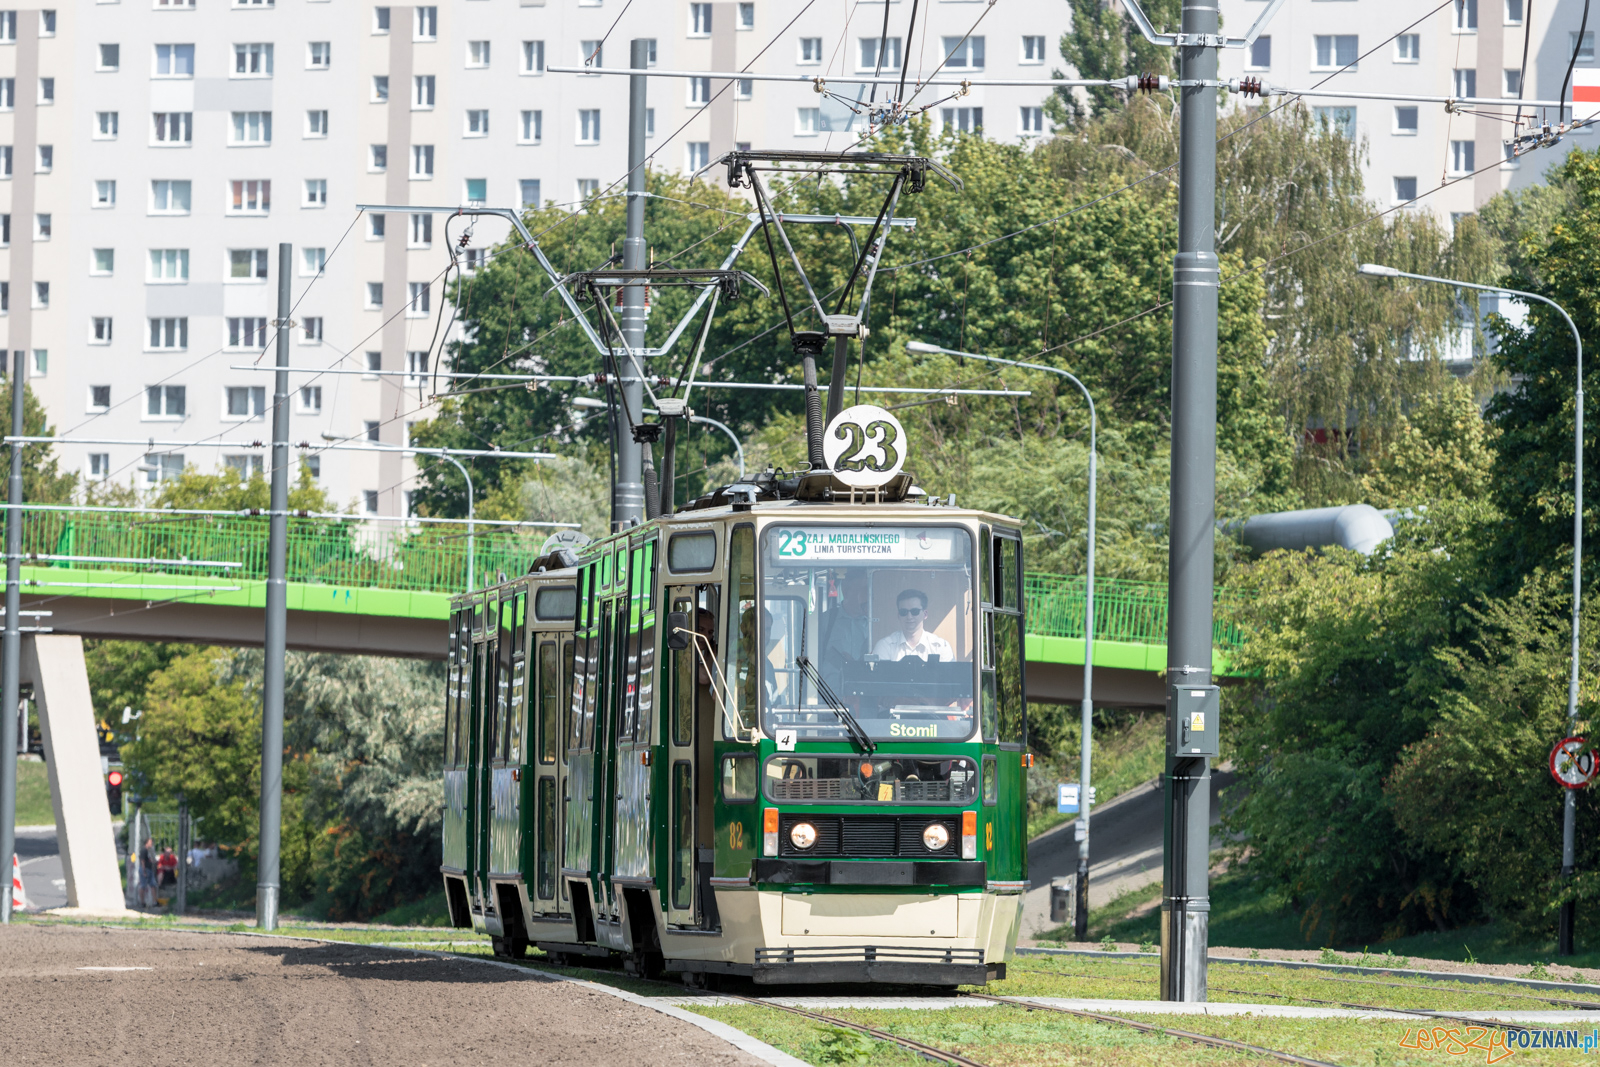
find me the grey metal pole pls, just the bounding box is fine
[1358,263,1584,954]
[0,350,23,924]
[175,796,188,918]
[1077,415,1096,941]
[256,242,291,930]
[1163,0,1220,1003]
[614,38,650,529]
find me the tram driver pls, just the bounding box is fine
[872,588,954,663]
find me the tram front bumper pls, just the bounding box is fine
[751,859,986,886]
[751,945,1002,985]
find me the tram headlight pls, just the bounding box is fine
[922,823,950,851]
[789,822,818,850]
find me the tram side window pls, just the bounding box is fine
[672,762,693,910]
[982,756,998,805]
[538,641,558,764]
[536,777,557,900]
[999,536,1021,611]
[993,534,1026,746]
[444,612,460,766]
[671,596,694,746]
[496,596,517,761]
[560,638,575,763]
[723,524,758,740]
[454,614,471,765]
[507,591,528,763]
[721,754,757,802]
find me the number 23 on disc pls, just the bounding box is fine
[823,404,907,489]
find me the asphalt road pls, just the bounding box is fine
[13,827,67,912]
[1021,766,1237,939]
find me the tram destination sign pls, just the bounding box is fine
[770,527,959,562]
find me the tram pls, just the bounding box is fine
[440,460,1030,987]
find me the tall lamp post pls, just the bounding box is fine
[908,340,1097,937]
[1359,262,1585,954]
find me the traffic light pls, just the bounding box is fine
[105,768,124,816]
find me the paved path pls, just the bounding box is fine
[1022,768,1237,938]
[0,924,774,1067]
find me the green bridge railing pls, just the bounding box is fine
[10,509,1247,657]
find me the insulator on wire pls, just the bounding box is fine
[1237,77,1263,99]
[1137,73,1162,95]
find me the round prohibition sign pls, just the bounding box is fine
[1550,736,1597,790]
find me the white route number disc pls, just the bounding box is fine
[822,404,908,489]
[1550,736,1597,790]
[540,529,592,556]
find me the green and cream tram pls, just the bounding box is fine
[441,482,1029,986]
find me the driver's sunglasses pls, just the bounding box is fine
[897,606,924,617]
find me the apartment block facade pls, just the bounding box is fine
[0,0,1071,514]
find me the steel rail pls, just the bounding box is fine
[711,991,993,1067]
[966,993,1343,1066]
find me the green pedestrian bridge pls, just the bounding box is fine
[13,508,1241,707]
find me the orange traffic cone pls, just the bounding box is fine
[9,852,24,911]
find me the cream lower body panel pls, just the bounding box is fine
[658,888,1023,965]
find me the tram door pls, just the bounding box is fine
[530,632,570,916]
[489,591,527,882]
[472,597,499,914]
[665,584,717,929]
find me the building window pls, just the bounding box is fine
[1020,107,1044,135]
[522,40,544,74]
[735,79,753,100]
[39,10,53,33]
[464,248,485,271]
[1453,0,1477,32]
[36,145,52,172]
[1248,36,1271,70]
[642,38,657,65]
[941,107,983,133]
[1502,142,1521,168]
[301,317,323,344]
[1505,0,1523,22]
[89,386,111,412]
[151,179,191,214]
[796,107,820,135]
[304,179,327,206]
[88,454,110,480]
[1453,68,1477,98]
[373,6,389,33]
[465,178,486,206]
[96,180,117,207]
[308,41,331,68]
[798,36,821,63]
[299,385,322,412]
[688,77,710,106]
[364,490,379,514]
[369,144,387,171]
[943,36,985,69]
[406,350,428,382]
[91,318,113,344]
[34,213,49,239]
[92,248,115,274]
[154,43,195,78]
[646,108,655,137]
[144,453,185,484]
[1313,106,1355,139]
[411,144,434,177]
[95,111,119,139]
[230,111,273,145]
[225,385,266,419]
[1504,69,1522,96]
[301,247,326,276]
[520,178,541,207]
[31,348,46,376]
[580,39,601,68]
[1394,106,1418,134]
[234,0,274,6]
[1314,35,1358,69]
[577,178,599,201]
[519,109,542,144]
[686,142,709,171]
[414,74,435,108]
[465,109,489,136]
[414,5,436,41]
[409,213,432,246]
[738,2,752,30]
[690,2,711,36]
[364,421,380,442]
[153,112,193,144]
[1020,35,1045,64]
[372,75,389,101]
[0,80,12,110]
[306,110,329,137]
[146,385,187,416]
[227,316,268,347]
[1395,34,1420,62]
[1450,140,1476,174]
[38,77,53,104]
[233,42,273,77]
[0,12,12,40]
[364,351,382,374]
[368,214,385,239]
[0,146,9,177]
[147,318,189,350]
[468,40,490,67]
[94,44,119,73]
[229,248,270,280]
[578,109,600,144]
[1575,32,1596,64]
[229,179,270,214]
[407,282,430,317]
[149,249,189,281]
[366,282,383,308]
[305,455,321,480]
[224,455,264,478]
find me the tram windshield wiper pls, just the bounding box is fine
[794,656,876,755]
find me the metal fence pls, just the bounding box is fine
[1024,573,1246,650]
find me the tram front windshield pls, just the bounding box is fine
[760,526,975,742]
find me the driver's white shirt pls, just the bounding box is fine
[873,630,954,662]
